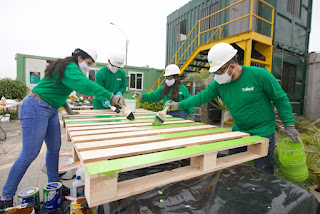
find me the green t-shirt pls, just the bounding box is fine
[179,66,294,136]
[93,66,127,109]
[142,84,194,116]
[32,62,112,109]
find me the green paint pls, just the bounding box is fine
[152,118,163,126]
[66,117,183,125]
[160,199,164,203]
[139,122,206,129]
[86,136,267,176]
[66,120,123,125]
[161,128,229,138]
[64,114,155,119]
[97,169,122,177]
[158,191,163,194]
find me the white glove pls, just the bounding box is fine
[165,100,180,111]
[111,95,125,106]
[133,91,143,99]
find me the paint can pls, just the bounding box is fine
[17,187,40,214]
[43,182,62,211]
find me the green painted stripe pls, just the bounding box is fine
[86,136,267,176]
[138,122,206,129]
[65,117,182,125]
[64,114,155,119]
[160,128,230,138]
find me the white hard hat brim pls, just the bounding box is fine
[209,49,238,73]
[209,66,220,73]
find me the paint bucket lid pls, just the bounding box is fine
[18,188,39,197]
[44,182,62,190]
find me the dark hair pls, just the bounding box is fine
[162,75,181,102]
[44,49,92,85]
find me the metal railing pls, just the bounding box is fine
[150,0,274,91]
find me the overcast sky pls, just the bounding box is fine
[0,0,319,79]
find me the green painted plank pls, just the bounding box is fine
[86,136,267,176]
[65,117,182,125]
[138,122,206,129]
[64,114,155,119]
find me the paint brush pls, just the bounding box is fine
[108,105,120,113]
[152,105,170,126]
[121,104,135,120]
[0,202,36,213]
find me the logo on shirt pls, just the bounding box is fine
[179,92,182,94]
[116,78,122,81]
[242,87,254,92]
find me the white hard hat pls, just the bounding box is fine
[109,53,125,68]
[80,48,97,62]
[208,42,237,73]
[164,64,180,76]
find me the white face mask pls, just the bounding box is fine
[108,64,119,73]
[214,66,233,84]
[79,61,91,74]
[165,79,175,87]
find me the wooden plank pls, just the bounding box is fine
[61,109,154,118]
[69,122,206,137]
[63,113,156,120]
[85,145,268,207]
[75,128,230,152]
[67,120,193,131]
[80,132,250,163]
[85,136,267,175]
[64,115,156,123]
[72,124,215,143]
[65,117,182,127]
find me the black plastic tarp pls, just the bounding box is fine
[97,162,319,214]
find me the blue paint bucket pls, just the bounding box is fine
[18,187,40,214]
[43,182,62,211]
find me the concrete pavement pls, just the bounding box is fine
[0,114,74,206]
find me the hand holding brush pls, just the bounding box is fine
[152,105,170,126]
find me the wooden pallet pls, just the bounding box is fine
[64,109,269,207]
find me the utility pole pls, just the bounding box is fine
[109,22,129,65]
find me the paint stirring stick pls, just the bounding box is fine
[152,105,170,126]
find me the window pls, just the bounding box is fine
[201,3,219,32]
[282,62,296,93]
[175,20,186,43]
[88,69,96,81]
[287,0,301,18]
[129,72,143,90]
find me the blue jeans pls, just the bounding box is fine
[228,133,275,175]
[167,110,186,119]
[2,94,61,197]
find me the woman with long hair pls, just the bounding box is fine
[0,48,124,209]
[134,64,194,119]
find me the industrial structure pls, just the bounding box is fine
[149,0,313,122]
